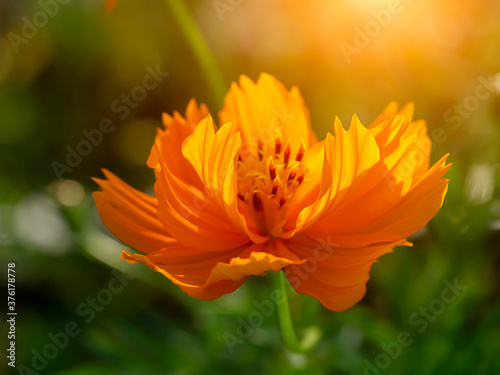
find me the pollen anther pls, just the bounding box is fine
[284,143,291,166]
[268,157,277,181]
[275,136,282,154]
[253,192,263,212]
[271,179,279,196]
[296,141,305,162]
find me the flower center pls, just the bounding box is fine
[236,135,308,236]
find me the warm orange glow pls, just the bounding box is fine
[105,0,119,13]
[93,73,450,311]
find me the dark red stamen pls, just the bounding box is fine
[253,192,263,212]
[284,143,291,166]
[271,180,279,196]
[275,137,282,154]
[269,159,276,181]
[296,143,305,162]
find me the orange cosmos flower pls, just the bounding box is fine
[93,73,450,311]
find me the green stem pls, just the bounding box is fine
[165,0,227,106]
[272,271,321,354]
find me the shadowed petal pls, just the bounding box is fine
[122,240,304,300]
[283,235,410,311]
[121,246,246,300]
[93,170,176,254]
[206,240,304,284]
[147,99,208,188]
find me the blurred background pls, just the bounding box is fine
[1,0,499,374]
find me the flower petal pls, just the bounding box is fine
[154,158,251,251]
[369,101,414,131]
[183,115,269,243]
[287,105,449,249]
[369,102,430,183]
[93,170,176,254]
[311,115,432,236]
[288,115,380,235]
[405,119,431,181]
[206,240,305,284]
[284,139,325,229]
[283,235,410,311]
[121,246,245,300]
[122,240,304,300]
[155,115,268,251]
[147,98,208,188]
[306,154,451,247]
[219,73,316,155]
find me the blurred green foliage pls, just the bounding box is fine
[1,0,499,374]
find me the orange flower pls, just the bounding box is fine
[93,73,450,311]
